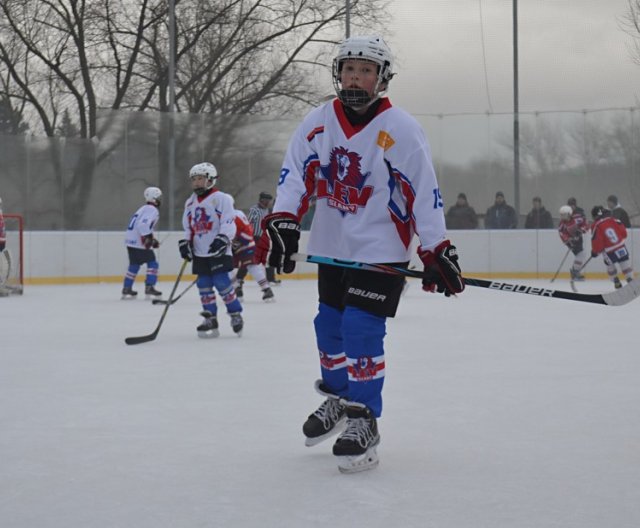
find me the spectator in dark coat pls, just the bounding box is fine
[485,191,518,229]
[446,193,478,229]
[524,196,554,229]
[606,195,631,227]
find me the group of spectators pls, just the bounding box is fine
[445,192,632,230]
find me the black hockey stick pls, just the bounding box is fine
[125,259,189,345]
[152,279,197,306]
[291,253,640,307]
[550,247,571,283]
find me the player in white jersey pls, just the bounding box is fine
[122,187,162,299]
[178,162,243,337]
[256,36,465,473]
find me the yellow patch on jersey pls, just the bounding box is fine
[377,130,395,151]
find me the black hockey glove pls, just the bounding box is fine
[143,234,160,249]
[418,240,465,297]
[178,239,193,262]
[209,235,230,257]
[256,212,300,274]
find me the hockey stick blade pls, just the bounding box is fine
[125,259,189,345]
[292,253,640,307]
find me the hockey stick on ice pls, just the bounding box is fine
[152,278,197,306]
[125,259,189,345]
[550,247,571,283]
[291,253,640,307]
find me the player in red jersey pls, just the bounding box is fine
[558,205,589,281]
[231,208,274,302]
[590,205,634,289]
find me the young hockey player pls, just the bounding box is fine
[231,208,274,302]
[590,205,634,289]
[256,35,464,473]
[558,204,589,281]
[122,187,163,299]
[179,162,243,337]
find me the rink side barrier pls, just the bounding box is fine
[18,229,640,286]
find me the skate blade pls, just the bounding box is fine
[262,297,276,303]
[336,447,379,474]
[197,329,220,339]
[304,418,347,447]
[121,295,137,300]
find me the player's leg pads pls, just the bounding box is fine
[197,276,217,313]
[125,264,140,281]
[303,380,347,447]
[145,260,159,286]
[342,306,386,417]
[212,273,243,314]
[314,303,348,396]
[333,401,380,474]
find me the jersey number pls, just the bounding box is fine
[432,188,443,209]
[127,213,139,230]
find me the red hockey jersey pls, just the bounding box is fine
[558,212,587,244]
[591,216,627,255]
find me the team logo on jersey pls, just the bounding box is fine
[317,147,373,214]
[191,207,213,235]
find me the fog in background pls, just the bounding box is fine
[1,0,639,228]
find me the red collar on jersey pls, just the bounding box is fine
[333,97,392,139]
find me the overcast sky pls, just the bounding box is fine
[385,0,640,115]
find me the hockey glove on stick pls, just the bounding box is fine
[209,235,230,257]
[255,212,300,274]
[419,240,465,297]
[143,234,160,249]
[178,239,193,262]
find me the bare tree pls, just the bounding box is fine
[622,0,640,65]
[0,0,387,227]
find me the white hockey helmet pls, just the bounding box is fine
[144,186,162,205]
[189,162,218,188]
[559,205,573,219]
[332,35,395,108]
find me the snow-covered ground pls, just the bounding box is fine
[1,278,639,528]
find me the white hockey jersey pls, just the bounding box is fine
[273,98,446,263]
[182,189,236,257]
[125,203,159,249]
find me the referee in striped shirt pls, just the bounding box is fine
[246,192,279,284]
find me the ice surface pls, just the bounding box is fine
[1,278,639,528]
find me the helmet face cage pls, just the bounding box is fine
[189,162,218,189]
[332,36,394,108]
[144,186,162,204]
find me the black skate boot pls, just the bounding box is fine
[121,287,138,299]
[614,277,622,289]
[262,287,275,302]
[303,380,347,447]
[332,402,380,474]
[230,312,243,336]
[235,280,244,302]
[197,310,219,338]
[145,285,162,299]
